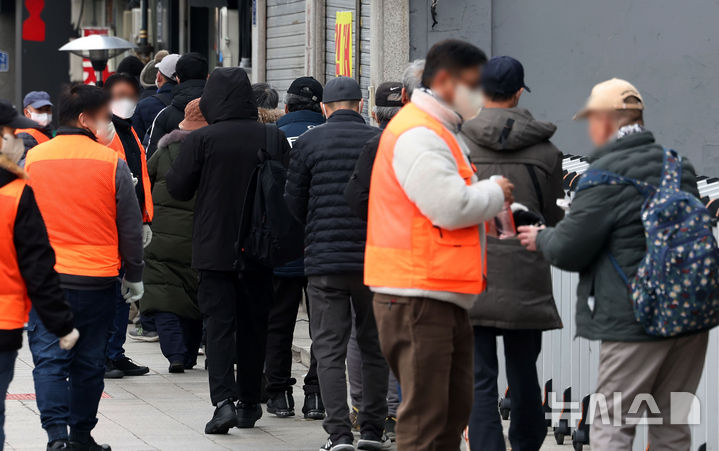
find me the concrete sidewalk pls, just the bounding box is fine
[5,311,582,450]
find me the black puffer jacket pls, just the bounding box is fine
[166,67,290,271]
[285,109,381,275]
[146,79,205,158]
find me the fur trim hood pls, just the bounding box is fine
[258,108,285,124]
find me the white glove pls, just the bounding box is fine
[142,224,153,248]
[132,176,138,187]
[59,328,79,350]
[121,278,144,303]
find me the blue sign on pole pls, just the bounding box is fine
[0,50,8,73]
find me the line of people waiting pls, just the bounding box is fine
[0,37,714,451]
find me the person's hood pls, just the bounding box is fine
[258,108,284,124]
[199,68,258,124]
[158,129,191,149]
[171,79,206,111]
[462,107,557,152]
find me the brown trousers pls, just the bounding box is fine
[373,293,474,451]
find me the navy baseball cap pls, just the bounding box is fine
[23,91,53,109]
[480,56,531,95]
[323,76,362,103]
[374,82,403,107]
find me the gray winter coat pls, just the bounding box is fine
[536,130,699,342]
[462,107,564,330]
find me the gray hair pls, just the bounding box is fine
[252,82,279,109]
[372,105,401,123]
[402,59,425,98]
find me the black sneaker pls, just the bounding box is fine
[267,390,295,418]
[357,432,392,451]
[204,399,238,434]
[111,356,149,376]
[384,416,397,442]
[103,360,123,379]
[68,437,111,450]
[319,436,354,451]
[302,392,325,420]
[47,439,70,450]
[168,362,184,373]
[236,402,263,428]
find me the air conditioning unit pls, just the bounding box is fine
[122,8,153,44]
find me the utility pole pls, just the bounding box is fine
[138,0,151,59]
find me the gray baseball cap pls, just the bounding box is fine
[323,76,362,103]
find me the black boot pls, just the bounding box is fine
[68,437,111,451]
[302,392,325,420]
[266,389,295,418]
[236,402,263,428]
[204,399,238,434]
[47,439,70,450]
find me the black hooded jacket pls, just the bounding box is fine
[146,79,206,158]
[166,67,290,271]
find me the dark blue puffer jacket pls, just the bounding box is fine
[284,109,380,276]
[275,109,325,277]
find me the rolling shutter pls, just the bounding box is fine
[266,0,306,105]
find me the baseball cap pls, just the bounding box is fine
[480,56,531,96]
[323,76,363,103]
[23,91,53,109]
[573,78,644,120]
[287,76,323,102]
[374,82,403,107]
[156,53,180,79]
[0,100,38,129]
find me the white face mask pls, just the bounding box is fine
[111,98,137,120]
[1,133,25,164]
[453,84,484,122]
[94,120,116,146]
[30,112,52,128]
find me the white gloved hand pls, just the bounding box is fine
[121,278,144,303]
[142,224,153,248]
[132,176,138,187]
[59,328,79,350]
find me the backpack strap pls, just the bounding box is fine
[524,164,544,214]
[661,147,682,191]
[575,168,655,198]
[262,124,280,161]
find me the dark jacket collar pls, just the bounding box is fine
[326,109,365,124]
[157,82,176,94]
[276,110,325,127]
[591,130,656,162]
[112,115,133,131]
[55,126,97,141]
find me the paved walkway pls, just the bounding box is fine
[5,310,578,450]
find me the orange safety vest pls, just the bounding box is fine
[15,128,50,146]
[0,178,31,329]
[364,102,486,295]
[108,127,154,222]
[25,134,121,278]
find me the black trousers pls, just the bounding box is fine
[469,326,546,451]
[265,275,320,394]
[153,311,203,368]
[198,269,272,405]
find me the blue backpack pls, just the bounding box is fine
[576,148,719,337]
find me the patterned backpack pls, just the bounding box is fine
[576,148,719,337]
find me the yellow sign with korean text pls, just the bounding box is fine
[335,11,353,77]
